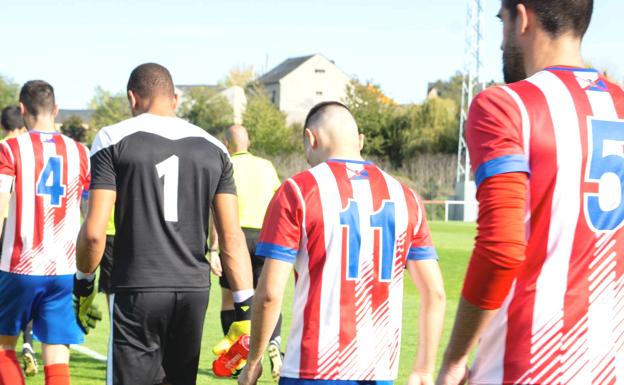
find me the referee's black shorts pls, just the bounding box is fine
[219,227,264,289]
[107,290,210,385]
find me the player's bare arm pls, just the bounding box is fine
[436,299,497,385]
[212,192,253,291]
[238,258,292,385]
[207,211,222,277]
[407,259,446,385]
[76,189,116,274]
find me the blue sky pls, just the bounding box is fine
[1,0,622,108]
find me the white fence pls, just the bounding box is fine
[423,200,478,222]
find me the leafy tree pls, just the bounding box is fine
[343,79,395,157]
[220,66,256,88]
[178,87,233,137]
[409,97,458,154]
[60,115,91,144]
[89,87,131,134]
[242,85,296,156]
[427,72,463,110]
[0,74,19,112]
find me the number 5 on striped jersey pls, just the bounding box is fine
[340,200,396,281]
[155,155,179,222]
[584,119,624,232]
[36,156,66,207]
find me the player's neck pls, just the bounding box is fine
[27,117,57,133]
[325,150,365,163]
[136,98,176,117]
[526,35,585,77]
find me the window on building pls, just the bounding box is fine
[271,90,277,104]
[316,91,323,96]
[315,69,326,74]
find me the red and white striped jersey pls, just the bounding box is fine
[466,67,624,384]
[0,131,90,276]
[256,159,437,380]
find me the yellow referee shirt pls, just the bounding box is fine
[231,151,281,229]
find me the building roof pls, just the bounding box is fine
[55,109,95,123]
[258,55,316,85]
[175,84,220,94]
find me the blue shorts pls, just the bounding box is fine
[0,271,84,345]
[280,378,393,385]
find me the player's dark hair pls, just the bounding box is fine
[19,80,55,117]
[503,0,593,38]
[127,63,175,99]
[304,101,352,130]
[1,105,24,131]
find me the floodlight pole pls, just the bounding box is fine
[455,0,485,221]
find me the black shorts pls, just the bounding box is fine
[98,235,115,293]
[219,228,264,290]
[107,290,210,385]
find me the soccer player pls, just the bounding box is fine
[0,81,91,385]
[238,101,446,385]
[209,124,284,380]
[74,63,254,385]
[0,106,37,376]
[1,106,27,139]
[437,1,624,384]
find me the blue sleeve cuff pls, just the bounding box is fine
[475,154,530,186]
[81,190,89,200]
[256,242,297,264]
[407,246,438,261]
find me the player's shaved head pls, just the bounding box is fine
[224,125,250,153]
[127,63,175,99]
[305,102,359,143]
[303,101,364,166]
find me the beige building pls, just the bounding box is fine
[259,54,350,125]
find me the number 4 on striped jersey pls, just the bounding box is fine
[36,156,66,207]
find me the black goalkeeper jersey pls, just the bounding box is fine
[90,113,236,292]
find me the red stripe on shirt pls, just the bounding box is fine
[326,162,357,367]
[365,165,391,312]
[502,79,558,382]
[54,135,68,226]
[295,170,326,377]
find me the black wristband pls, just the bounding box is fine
[73,275,95,297]
[234,296,253,321]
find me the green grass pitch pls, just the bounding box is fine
[25,221,475,385]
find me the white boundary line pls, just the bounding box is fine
[70,344,107,362]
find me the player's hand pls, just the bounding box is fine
[209,251,222,277]
[436,361,468,385]
[212,320,251,356]
[73,274,102,334]
[238,361,262,385]
[407,371,434,385]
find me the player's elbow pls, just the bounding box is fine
[78,225,107,252]
[253,287,283,315]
